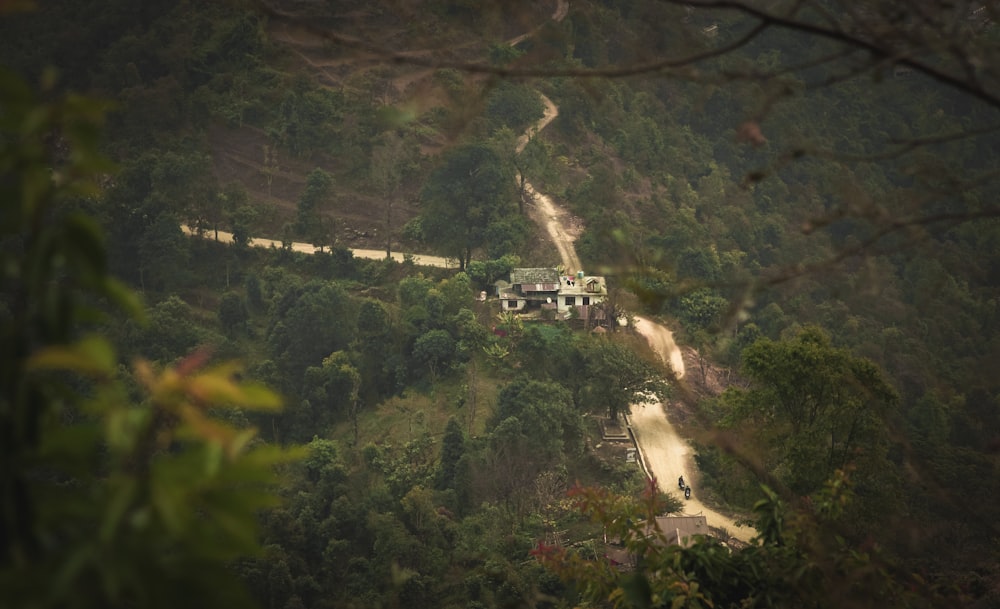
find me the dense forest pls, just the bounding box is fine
[2,0,999,607]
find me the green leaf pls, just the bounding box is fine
[101,477,137,542]
[622,573,653,609]
[102,276,146,323]
[238,382,283,411]
[27,334,116,377]
[63,212,108,276]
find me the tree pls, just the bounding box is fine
[584,339,669,421]
[123,295,209,363]
[412,328,456,382]
[353,298,395,403]
[137,212,189,292]
[676,288,728,331]
[303,351,361,442]
[722,327,900,503]
[219,291,249,336]
[485,80,545,132]
[297,167,333,235]
[435,417,465,491]
[266,280,358,391]
[371,132,407,259]
[417,142,517,269]
[0,67,300,609]
[489,378,582,460]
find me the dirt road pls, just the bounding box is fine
[507,0,569,46]
[502,41,751,538]
[627,320,752,541]
[626,403,749,540]
[517,94,584,273]
[634,316,686,379]
[182,226,458,268]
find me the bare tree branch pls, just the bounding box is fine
[664,0,1000,110]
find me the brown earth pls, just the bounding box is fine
[206,2,565,252]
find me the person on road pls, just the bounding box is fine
[678,475,685,489]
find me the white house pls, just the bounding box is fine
[495,267,607,319]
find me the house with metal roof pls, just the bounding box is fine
[604,514,713,570]
[496,267,607,319]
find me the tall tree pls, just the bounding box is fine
[303,351,361,442]
[371,132,407,259]
[417,142,517,269]
[435,417,465,491]
[583,339,668,421]
[266,280,358,392]
[722,327,900,502]
[218,291,249,337]
[297,167,333,236]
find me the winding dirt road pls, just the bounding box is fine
[628,322,751,541]
[516,94,584,273]
[504,6,751,538]
[198,0,750,540]
[517,111,752,539]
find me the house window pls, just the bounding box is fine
[507,300,518,308]
[565,296,576,306]
[582,297,590,306]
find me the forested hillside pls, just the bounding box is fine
[2,0,999,607]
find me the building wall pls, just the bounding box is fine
[557,294,603,313]
[501,298,525,311]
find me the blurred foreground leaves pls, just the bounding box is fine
[0,65,301,608]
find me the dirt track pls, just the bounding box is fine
[182,226,458,268]
[628,321,752,541]
[203,0,751,539]
[504,7,751,539]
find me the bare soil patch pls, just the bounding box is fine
[206,123,422,250]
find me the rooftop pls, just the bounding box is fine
[510,268,561,284]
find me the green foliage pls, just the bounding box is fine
[490,378,582,460]
[10,1,1000,605]
[583,339,669,421]
[244,272,263,310]
[417,142,518,269]
[102,150,208,290]
[301,351,360,438]
[412,329,457,382]
[722,327,901,510]
[296,167,333,235]
[485,81,545,132]
[0,69,300,609]
[265,279,358,394]
[435,417,466,491]
[122,295,213,363]
[466,254,521,289]
[535,474,939,609]
[488,43,524,66]
[676,288,728,331]
[218,291,249,336]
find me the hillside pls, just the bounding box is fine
[2,0,1000,607]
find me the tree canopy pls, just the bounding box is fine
[417,142,518,269]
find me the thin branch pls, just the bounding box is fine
[258,1,772,79]
[664,0,1000,111]
[740,124,1000,181]
[756,206,1000,291]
